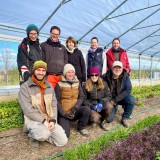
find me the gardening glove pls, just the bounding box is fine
[23,71,30,82]
[67,107,78,120]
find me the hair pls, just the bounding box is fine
[91,37,98,43]
[50,26,61,34]
[85,77,105,92]
[112,38,120,44]
[66,36,77,48]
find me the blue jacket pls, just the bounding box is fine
[102,69,132,104]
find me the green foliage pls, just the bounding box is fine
[136,101,144,107]
[0,100,23,131]
[62,115,160,160]
[156,152,160,160]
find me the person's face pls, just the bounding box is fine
[65,70,75,80]
[50,29,60,42]
[91,39,98,49]
[34,68,46,80]
[90,74,99,82]
[112,40,120,50]
[29,30,38,41]
[112,66,123,76]
[67,40,75,50]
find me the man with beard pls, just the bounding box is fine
[17,24,42,85]
[102,61,135,127]
[18,60,68,147]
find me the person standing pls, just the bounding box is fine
[18,60,68,147]
[66,36,86,84]
[86,37,107,77]
[41,26,68,88]
[106,38,131,73]
[55,64,91,137]
[17,24,42,85]
[103,61,135,127]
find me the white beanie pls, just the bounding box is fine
[63,64,75,75]
[112,61,123,68]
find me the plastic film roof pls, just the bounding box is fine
[0,0,160,58]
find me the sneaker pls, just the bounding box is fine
[23,125,28,133]
[121,119,130,127]
[91,122,97,127]
[101,120,109,131]
[78,129,89,136]
[29,138,40,148]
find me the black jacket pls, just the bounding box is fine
[83,81,112,107]
[67,48,86,82]
[102,69,132,104]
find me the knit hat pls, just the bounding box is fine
[32,60,47,72]
[63,64,75,75]
[26,24,39,35]
[89,67,100,76]
[112,61,123,68]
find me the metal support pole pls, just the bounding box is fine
[150,56,153,86]
[138,54,141,87]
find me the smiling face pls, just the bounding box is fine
[29,30,38,41]
[67,40,75,50]
[90,74,99,82]
[112,39,120,50]
[91,38,98,49]
[34,68,46,80]
[112,66,123,76]
[65,70,75,80]
[50,29,60,42]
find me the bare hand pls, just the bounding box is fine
[48,122,55,130]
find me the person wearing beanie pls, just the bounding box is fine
[83,67,113,131]
[17,24,42,85]
[66,36,86,84]
[86,37,107,77]
[106,38,131,73]
[55,64,91,137]
[41,26,68,88]
[18,60,68,147]
[102,61,135,127]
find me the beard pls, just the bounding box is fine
[34,73,44,81]
[112,70,122,76]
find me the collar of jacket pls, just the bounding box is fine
[27,77,51,88]
[61,75,79,83]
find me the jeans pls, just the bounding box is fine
[107,95,135,123]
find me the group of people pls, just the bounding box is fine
[17,24,135,147]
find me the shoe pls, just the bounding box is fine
[23,125,28,133]
[29,138,40,148]
[101,120,109,131]
[121,119,130,127]
[91,122,97,127]
[78,129,89,136]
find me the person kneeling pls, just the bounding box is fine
[18,60,68,147]
[83,67,113,131]
[55,64,91,137]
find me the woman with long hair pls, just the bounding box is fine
[83,67,113,130]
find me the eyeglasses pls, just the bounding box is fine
[29,33,38,36]
[51,32,59,36]
[90,74,99,77]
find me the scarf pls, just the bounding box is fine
[31,75,50,122]
[66,47,75,54]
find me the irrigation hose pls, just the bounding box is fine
[42,104,160,160]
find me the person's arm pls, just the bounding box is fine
[63,47,68,64]
[40,43,46,62]
[113,75,131,103]
[125,53,131,73]
[54,84,68,117]
[102,51,107,75]
[18,83,45,123]
[79,50,86,82]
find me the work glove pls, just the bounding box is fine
[67,107,78,120]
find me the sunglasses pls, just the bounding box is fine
[90,74,99,77]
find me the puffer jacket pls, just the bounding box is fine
[106,48,131,72]
[18,78,57,125]
[83,80,112,106]
[55,75,84,115]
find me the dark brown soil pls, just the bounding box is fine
[0,95,160,160]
